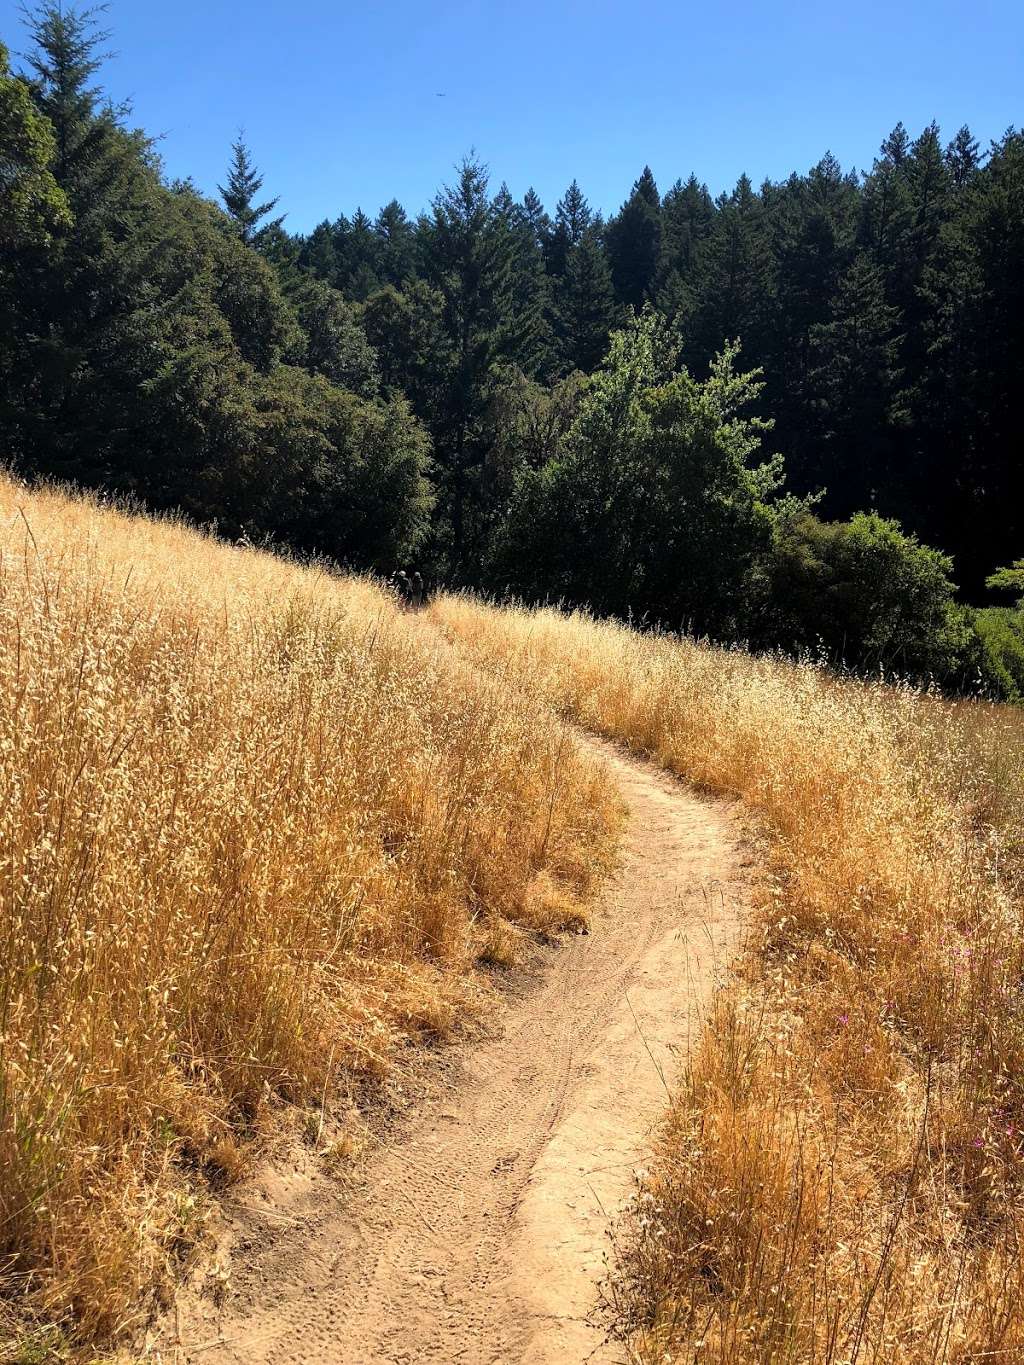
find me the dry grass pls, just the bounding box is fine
[433,594,1024,1363]
[0,482,619,1350]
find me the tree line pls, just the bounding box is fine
[1,6,1021,696]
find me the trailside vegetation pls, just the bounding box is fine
[434,592,1024,1362]
[0,475,618,1346]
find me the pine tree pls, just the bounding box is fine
[422,154,518,569]
[759,154,859,482]
[690,174,771,361]
[553,230,616,373]
[946,125,981,189]
[298,219,340,285]
[218,135,283,245]
[335,208,380,298]
[545,179,594,277]
[7,4,169,480]
[808,253,906,512]
[374,199,416,286]
[917,129,1024,588]
[521,188,551,244]
[495,186,555,377]
[605,166,663,307]
[658,173,715,317]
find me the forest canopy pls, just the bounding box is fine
[1,5,1021,696]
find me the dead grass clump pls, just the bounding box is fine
[0,481,619,1346]
[434,593,1024,1361]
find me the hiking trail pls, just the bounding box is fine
[174,733,750,1365]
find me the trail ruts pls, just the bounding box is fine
[177,732,750,1365]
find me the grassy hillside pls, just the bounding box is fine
[435,595,1024,1362]
[0,481,618,1347]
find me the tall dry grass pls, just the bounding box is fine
[0,482,618,1348]
[434,594,1024,1363]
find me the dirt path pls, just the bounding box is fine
[178,735,749,1365]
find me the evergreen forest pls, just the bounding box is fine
[2,5,1022,696]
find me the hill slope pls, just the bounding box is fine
[0,479,617,1347]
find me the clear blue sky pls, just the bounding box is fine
[3,0,1021,232]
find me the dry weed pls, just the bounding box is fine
[434,593,1024,1363]
[0,483,619,1347]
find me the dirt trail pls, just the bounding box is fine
[179,735,749,1365]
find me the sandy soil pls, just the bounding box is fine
[172,734,750,1365]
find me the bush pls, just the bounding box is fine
[767,509,974,682]
[974,607,1024,701]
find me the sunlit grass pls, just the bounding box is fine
[434,593,1024,1363]
[0,482,619,1346]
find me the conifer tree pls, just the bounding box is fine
[663,176,714,267]
[546,178,593,276]
[605,166,663,307]
[690,174,771,360]
[218,135,283,244]
[945,125,982,188]
[374,199,416,286]
[422,155,518,569]
[495,186,556,377]
[298,219,340,284]
[7,3,169,480]
[808,253,906,511]
[553,230,617,373]
[335,208,380,298]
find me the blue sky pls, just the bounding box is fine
[3,0,1021,232]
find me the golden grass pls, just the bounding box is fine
[433,594,1024,1363]
[0,482,618,1349]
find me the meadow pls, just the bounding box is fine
[5,475,1024,1363]
[0,480,617,1347]
[434,595,1024,1363]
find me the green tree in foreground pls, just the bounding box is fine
[489,309,782,634]
[767,509,974,680]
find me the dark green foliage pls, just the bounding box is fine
[374,199,416,286]
[767,510,975,681]
[688,174,771,362]
[489,311,781,636]
[805,253,906,510]
[417,155,526,571]
[553,230,617,373]
[361,280,452,423]
[546,179,592,276]
[495,185,557,378]
[218,135,284,245]
[253,368,433,567]
[291,278,379,395]
[0,3,431,575]
[605,166,663,308]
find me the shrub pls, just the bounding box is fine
[767,508,974,681]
